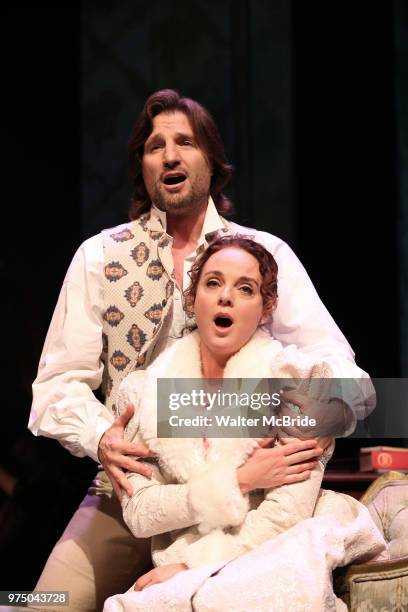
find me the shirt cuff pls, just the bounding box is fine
[80,417,113,462]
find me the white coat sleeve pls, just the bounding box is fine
[118,373,199,538]
[29,236,113,462]
[121,469,199,539]
[118,371,248,540]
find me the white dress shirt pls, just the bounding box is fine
[29,199,357,462]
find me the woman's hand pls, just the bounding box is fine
[98,404,155,500]
[134,564,188,591]
[237,438,323,494]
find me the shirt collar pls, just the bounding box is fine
[198,197,227,246]
[150,197,227,246]
[150,205,167,231]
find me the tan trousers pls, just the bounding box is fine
[32,492,152,612]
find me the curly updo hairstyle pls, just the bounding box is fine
[184,236,278,324]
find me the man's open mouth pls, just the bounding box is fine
[214,315,233,328]
[163,173,186,185]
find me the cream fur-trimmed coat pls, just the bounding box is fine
[116,329,378,568]
[104,330,387,611]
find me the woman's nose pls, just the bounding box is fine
[218,288,232,306]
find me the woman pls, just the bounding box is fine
[104,237,386,611]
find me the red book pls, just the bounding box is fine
[359,446,408,472]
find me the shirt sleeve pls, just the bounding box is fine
[271,343,376,434]
[29,236,113,462]
[254,232,376,422]
[315,353,376,431]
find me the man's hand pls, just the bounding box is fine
[98,404,155,501]
[278,389,350,438]
[237,438,323,494]
[134,563,188,591]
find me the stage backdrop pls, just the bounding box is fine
[80,1,403,377]
[81,0,292,241]
[396,0,408,376]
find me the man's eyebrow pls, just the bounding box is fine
[175,131,195,140]
[145,131,195,145]
[144,133,163,146]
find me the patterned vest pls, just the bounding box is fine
[101,211,176,413]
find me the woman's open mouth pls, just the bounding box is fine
[213,314,233,333]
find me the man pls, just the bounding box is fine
[29,89,369,611]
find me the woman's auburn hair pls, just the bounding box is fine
[184,236,278,322]
[128,89,234,220]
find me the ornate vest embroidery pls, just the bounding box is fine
[101,212,175,413]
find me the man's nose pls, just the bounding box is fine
[163,143,180,167]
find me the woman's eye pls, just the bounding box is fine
[182,140,194,146]
[206,279,219,288]
[239,285,253,295]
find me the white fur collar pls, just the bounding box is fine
[137,329,284,482]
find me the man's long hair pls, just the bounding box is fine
[128,89,234,220]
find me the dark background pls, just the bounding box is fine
[2,1,407,590]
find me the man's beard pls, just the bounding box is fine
[152,175,210,215]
